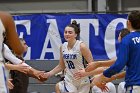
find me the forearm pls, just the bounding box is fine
[5,63,14,70]
[49,65,64,77]
[111,71,126,81]
[100,62,113,67]
[103,71,126,83]
[85,59,115,72]
[28,67,39,72]
[5,63,18,70]
[89,67,107,76]
[85,62,101,72]
[97,59,115,67]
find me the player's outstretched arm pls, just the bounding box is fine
[104,71,126,83]
[5,63,29,73]
[85,58,116,72]
[74,67,108,80]
[39,46,65,82]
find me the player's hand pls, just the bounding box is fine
[7,79,14,89]
[34,70,46,82]
[85,62,100,72]
[38,72,51,82]
[14,64,29,74]
[33,70,45,79]
[74,68,86,80]
[27,68,45,82]
[40,72,50,78]
[91,74,109,92]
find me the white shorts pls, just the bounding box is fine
[0,62,9,93]
[125,85,140,93]
[58,79,90,93]
[92,82,116,93]
[118,82,125,93]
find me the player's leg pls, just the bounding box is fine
[106,82,116,93]
[117,82,125,93]
[58,80,77,93]
[55,82,61,93]
[132,87,140,93]
[126,86,140,93]
[77,78,90,93]
[92,82,116,93]
[0,63,9,93]
[78,83,90,93]
[92,85,102,93]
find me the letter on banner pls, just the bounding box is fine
[15,20,31,60]
[40,19,62,60]
[72,19,99,47]
[105,18,127,59]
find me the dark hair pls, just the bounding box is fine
[67,20,80,40]
[120,28,130,39]
[128,10,140,30]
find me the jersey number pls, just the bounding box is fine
[66,61,75,69]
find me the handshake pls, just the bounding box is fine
[12,63,51,82]
[26,68,50,82]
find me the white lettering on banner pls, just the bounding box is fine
[40,19,62,60]
[104,18,127,59]
[15,20,31,60]
[14,18,127,60]
[72,19,99,47]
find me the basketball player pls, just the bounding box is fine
[73,28,130,93]
[0,11,24,93]
[41,20,93,93]
[92,10,140,93]
[2,38,45,92]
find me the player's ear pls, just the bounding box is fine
[127,20,131,30]
[75,33,77,38]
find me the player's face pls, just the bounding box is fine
[21,40,28,52]
[64,26,77,42]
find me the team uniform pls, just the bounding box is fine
[1,36,30,93]
[0,19,9,93]
[60,40,90,93]
[118,82,125,93]
[2,44,30,93]
[92,82,116,93]
[103,31,140,93]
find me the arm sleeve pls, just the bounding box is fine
[103,43,129,78]
[3,44,22,64]
[3,44,30,67]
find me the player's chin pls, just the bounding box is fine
[65,39,71,42]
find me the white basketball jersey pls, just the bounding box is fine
[62,40,89,84]
[0,19,5,61]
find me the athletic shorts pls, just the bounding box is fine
[0,62,9,93]
[58,79,90,93]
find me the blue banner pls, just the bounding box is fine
[13,14,128,60]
